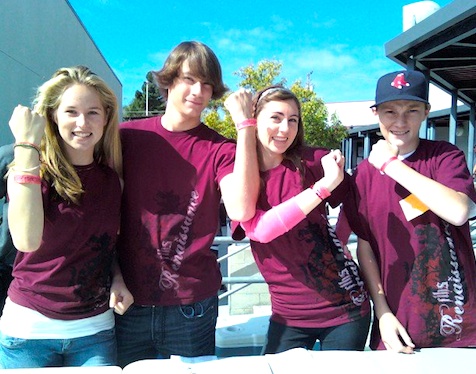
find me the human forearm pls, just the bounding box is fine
[241,179,338,243]
[360,240,416,353]
[7,146,44,252]
[226,127,260,221]
[238,149,345,241]
[383,159,470,225]
[221,89,260,221]
[241,194,306,243]
[7,106,46,252]
[357,238,391,319]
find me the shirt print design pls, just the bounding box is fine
[69,232,114,312]
[298,216,367,308]
[411,221,467,345]
[155,189,199,293]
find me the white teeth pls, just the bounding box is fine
[73,132,91,138]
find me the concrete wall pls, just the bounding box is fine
[0,0,121,146]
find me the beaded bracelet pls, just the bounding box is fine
[380,156,398,174]
[311,182,331,200]
[14,141,41,154]
[14,142,42,161]
[236,118,257,131]
[13,174,41,185]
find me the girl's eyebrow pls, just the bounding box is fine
[63,105,104,111]
[269,111,299,117]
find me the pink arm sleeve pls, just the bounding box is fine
[240,196,306,243]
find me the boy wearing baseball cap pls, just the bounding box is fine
[340,70,476,352]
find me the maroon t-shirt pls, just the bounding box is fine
[235,147,370,328]
[344,139,476,349]
[119,116,235,305]
[9,163,121,320]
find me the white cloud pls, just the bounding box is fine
[269,15,293,32]
[271,44,402,102]
[217,38,256,54]
[292,49,358,71]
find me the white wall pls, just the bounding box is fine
[0,0,122,146]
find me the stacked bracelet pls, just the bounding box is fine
[311,182,331,200]
[380,156,398,174]
[14,142,42,161]
[11,164,41,173]
[236,118,257,131]
[14,141,40,153]
[13,174,41,185]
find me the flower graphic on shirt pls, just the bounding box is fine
[409,222,466,346]
[298,219,365,307]
[155,189,183,215]
[69,232,114,311]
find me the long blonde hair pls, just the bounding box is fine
[34,66,122,204]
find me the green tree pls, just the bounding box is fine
[235,60,286,91]
[203,60,285,138]
[203,60,347,149]
[290,81,348,149]
[123,72,165,120]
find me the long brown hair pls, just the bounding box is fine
[253,85,305,178]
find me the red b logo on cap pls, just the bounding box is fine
[391,73,410,89]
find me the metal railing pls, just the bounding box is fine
[215,218,476,302]
[215,236,264,301]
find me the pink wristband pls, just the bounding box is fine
[380,156,398,173]
[240,196,306,243]
[236,118,257,131]
[311,183,331,200]
[13,174,41,185]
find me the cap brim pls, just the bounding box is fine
[371,95,429,108]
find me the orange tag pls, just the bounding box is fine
[399,194,429,221]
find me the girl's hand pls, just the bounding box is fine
[9,105,46,145]
[224,88,253,127]
[320,149,345,192]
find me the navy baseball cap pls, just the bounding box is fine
[372,70,429,108]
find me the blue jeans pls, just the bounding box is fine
[264,313,371,354]
[0,328,116,368]
[115,295,218,367]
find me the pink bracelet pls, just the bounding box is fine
[380,156,398,174]
[236,118,257,131]
[311,182,331,200]
[13,174,41,185]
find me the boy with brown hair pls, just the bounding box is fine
[116,41,259,366]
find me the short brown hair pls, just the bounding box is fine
[153,41,228,100]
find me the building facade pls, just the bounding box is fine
[0,0,121,146]
[339,0,476,173]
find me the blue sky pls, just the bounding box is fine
[68,0,452,106]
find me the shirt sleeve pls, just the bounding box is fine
[214,140,236,186]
